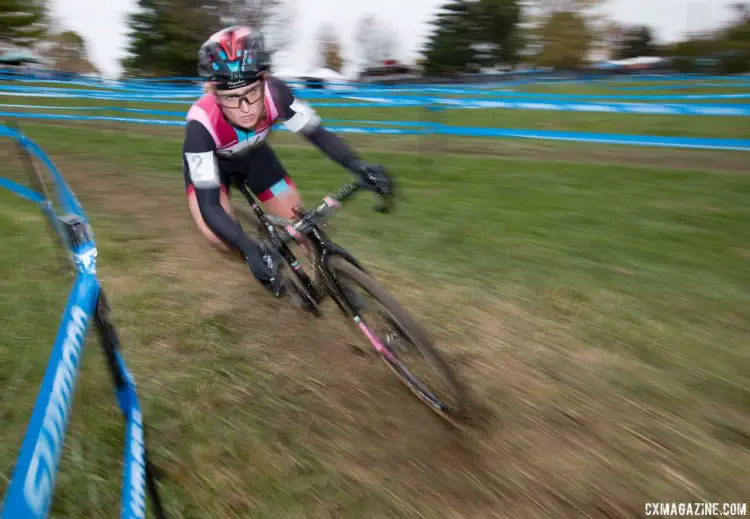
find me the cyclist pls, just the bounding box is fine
[182,25,394,296]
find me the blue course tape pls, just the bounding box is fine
[436,99,750,116]
[610,82,750,91]
[0,176,46,203]
[1,110,748,151]
[0,125,89,219]
[431,126,750,151]
[3,98,749,116]
[0,111,186,126]
[3,83,750,102]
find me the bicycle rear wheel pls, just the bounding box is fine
[327,257,469,422]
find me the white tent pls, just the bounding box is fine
[609,56,666,67]
[303,67,347,82]
[271,66,305,81]
[299,67,355,90]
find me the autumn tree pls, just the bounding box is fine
[45,30,98,74]
[525,0,608,69]
[317,23,343,72]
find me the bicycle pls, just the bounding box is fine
[0,124,166,519]
[230,177,470,423]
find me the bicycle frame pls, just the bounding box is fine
[235,180,371,316]
[0,126,165,519]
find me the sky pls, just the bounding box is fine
[49,0,744,78]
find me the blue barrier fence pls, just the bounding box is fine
[2,82,750,101]
[2,98,750,116]
[3,101,750,118]
[1,72,747,151]
[3,110,749,152]
[2,68,750,88]
[0,124,166,518]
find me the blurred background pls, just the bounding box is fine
[1,1,749,518]
[2,0,750,80]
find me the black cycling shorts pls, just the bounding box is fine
[184,143,295,202]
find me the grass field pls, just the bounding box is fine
[1,79,750,518]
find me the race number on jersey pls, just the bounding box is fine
[185,151,221,188]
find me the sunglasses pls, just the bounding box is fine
[216,84,262,109]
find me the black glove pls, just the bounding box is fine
[350,159,394,198]
[244,240,285,297]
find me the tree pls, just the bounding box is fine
[521,0,607,68]
[354,13,399,70]
[591,19,624,60]
[44,30,98,74]
[662,2,750,74]
[317,23,343,72]
[532,9,592,68]
[121,0,172,76]
[213,0,298,57]
[421,0,522,75]
[121,0,297,78]
[121,0,221,77]
[613,25,656,59]
[472,0,523,66]
[0,0,48,47]
[422,0,485,75]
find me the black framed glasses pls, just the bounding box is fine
[216,85,263,109]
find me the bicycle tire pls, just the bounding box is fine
[326,256,469,422]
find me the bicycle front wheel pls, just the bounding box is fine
[327,257,469,422]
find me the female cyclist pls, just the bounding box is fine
[181,25,394,296]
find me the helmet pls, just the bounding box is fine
[198,26,270,90]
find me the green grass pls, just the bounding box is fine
[0,190,72,478]
[20,123,750,304]
[2,113,750,516]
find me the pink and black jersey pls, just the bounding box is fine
[180,74,362,263]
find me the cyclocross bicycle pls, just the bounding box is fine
[230,178,470,422]
[0,124,166,519]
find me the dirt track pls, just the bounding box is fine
[40,151,742,518]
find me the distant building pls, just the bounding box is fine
[358,59,421,83]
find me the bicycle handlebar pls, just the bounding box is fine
[277,180,392,244]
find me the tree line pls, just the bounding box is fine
[0,0,97,74]
[117,0,399,78]
[422,0,750,74]
[1,0,748,77]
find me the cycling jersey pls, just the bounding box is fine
[181,74,363,265]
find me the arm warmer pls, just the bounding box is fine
[303,125,361,172]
